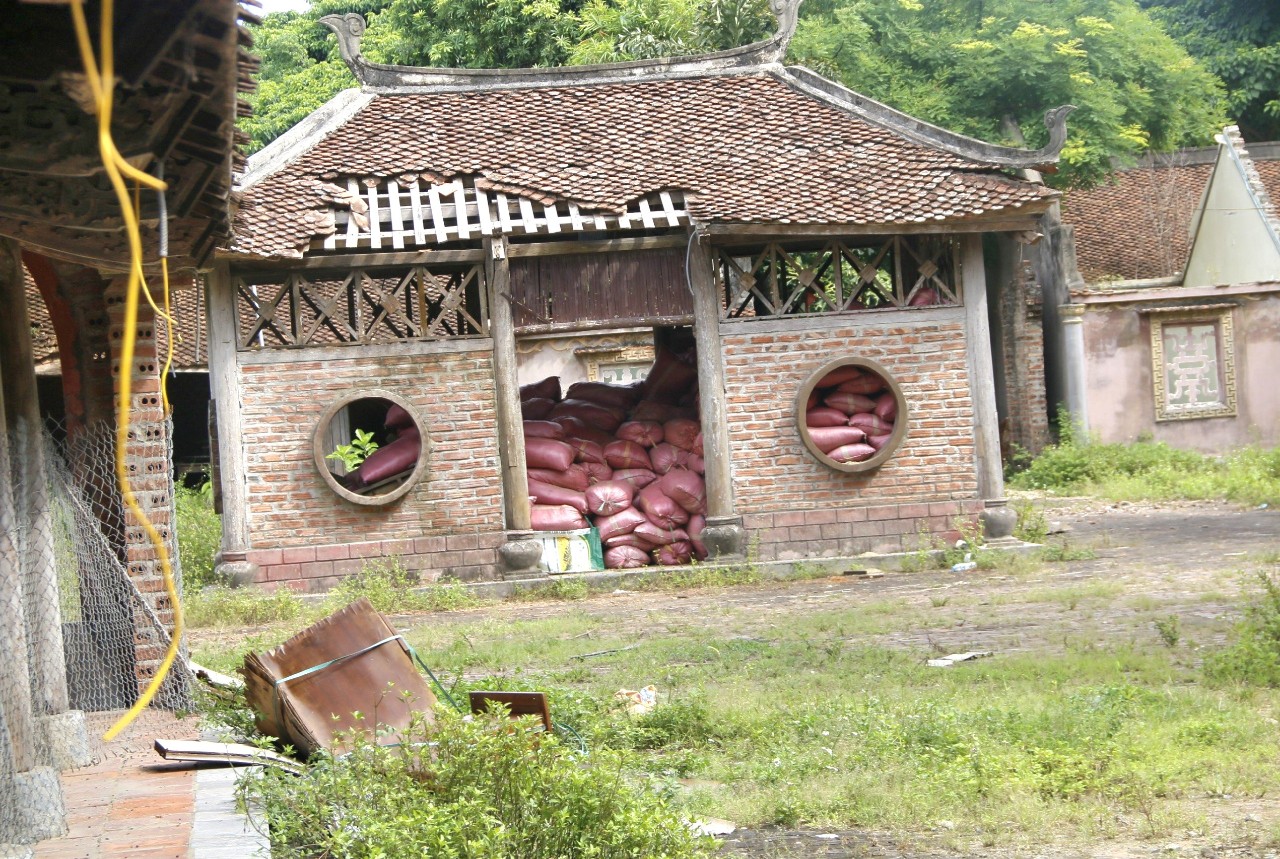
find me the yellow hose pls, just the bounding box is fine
[70,0,185,742]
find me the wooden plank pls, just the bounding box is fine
[387,179,405,250]
[567,201,585,231]
[638,198,656,229]
[476,187,494,236]
[659,191,682,227]
[592,211,608,230]
[515,313,694,336]
[236,248,486,275]
[496,193,515,234]
[344,177,361,249]
[543,203,562,234]
[366,181,382,250]
[408,180,426,246]
[453,184,472,240]
[518,197,538,234]
[427,184,448,244]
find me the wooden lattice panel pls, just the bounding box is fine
[319,177,688,251]
[235,264,488,349]
[717,237,960,319]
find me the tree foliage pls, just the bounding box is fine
[242,0,1227,189]
[1139,0,1280,141]
[789,0,1226,186]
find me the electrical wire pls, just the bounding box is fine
[69,0,184,742]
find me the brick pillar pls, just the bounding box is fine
[104,278,185,698]
[998,258,1050,457]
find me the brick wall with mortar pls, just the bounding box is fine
[237,344,506,590]
[999,259,1050,457]
[721,308,984,561]
[105,280,182,690]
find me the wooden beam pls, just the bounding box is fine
[485,237,531,532]
[960,235,1004,501]
[704,214,1049,241]
[206,262,256,582]
[507,233,686,258]
[227,247,487,274]
[688,231,735,522]
[514,314,695,337]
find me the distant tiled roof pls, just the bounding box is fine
[233,71,1055,259]
[1063,150,1280,283]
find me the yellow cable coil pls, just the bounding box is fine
[70,0,185,741]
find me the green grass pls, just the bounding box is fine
[175,485,222,589]
[1009,439,1280,507]
[385,601,1280,847]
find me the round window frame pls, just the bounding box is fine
[312,389,429,506]
[795,357,909,474]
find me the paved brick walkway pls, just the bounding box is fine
[30,715,268,859]
[34,757,195,859]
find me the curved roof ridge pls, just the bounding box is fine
[320,0,800,93]
[775,66,1072,171]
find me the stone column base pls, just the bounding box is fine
[35,711,94,770]
[214,551,259,588]
[498,531,545,579]
[702,515,746,559]
[980,499,1019,544]
[0,766,67,844]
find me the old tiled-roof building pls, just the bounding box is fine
[1056,132,1280,450]
[212,4,1070,588]
[1064,143,1280,283]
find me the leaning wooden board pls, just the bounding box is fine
[242,598,437,757]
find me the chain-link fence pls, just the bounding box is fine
[1,415,190,846]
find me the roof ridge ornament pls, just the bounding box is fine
[778,65,1075,170]
[320,0,803,92]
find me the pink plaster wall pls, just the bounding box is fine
[1082,293,1280,451]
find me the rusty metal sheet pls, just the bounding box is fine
[242,598,437,757]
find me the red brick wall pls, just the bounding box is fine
[237,345,506,589]
[999,260,1050,457]
[721,309,982,560]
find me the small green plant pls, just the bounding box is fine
[185,586,308,628]
[1038,540,1098,563]
[520,576,592,601]
[175,483,222,589]
[1011,498,1048,543]
[1204,571,1280,686]
[325,558,481,614]
[1154,615,1180,648]
[248,710,713,859]
[326,428,379,471]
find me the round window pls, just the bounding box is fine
[795,358,908,473]
[312,391,427,505]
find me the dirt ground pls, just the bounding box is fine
[189,496,1280,858]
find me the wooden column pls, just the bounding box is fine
[961,235,1016,539]
[0,302,37,778]
[688,229,744,556]
[205,263,257,583]
[0,239,70,717]
[485,237,531,532]
[962,235,1004,499]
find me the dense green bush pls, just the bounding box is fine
[249,710,713,859]
[1204,570,1280,687]
[175,484,222,589]
[1009,438,1280,507]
